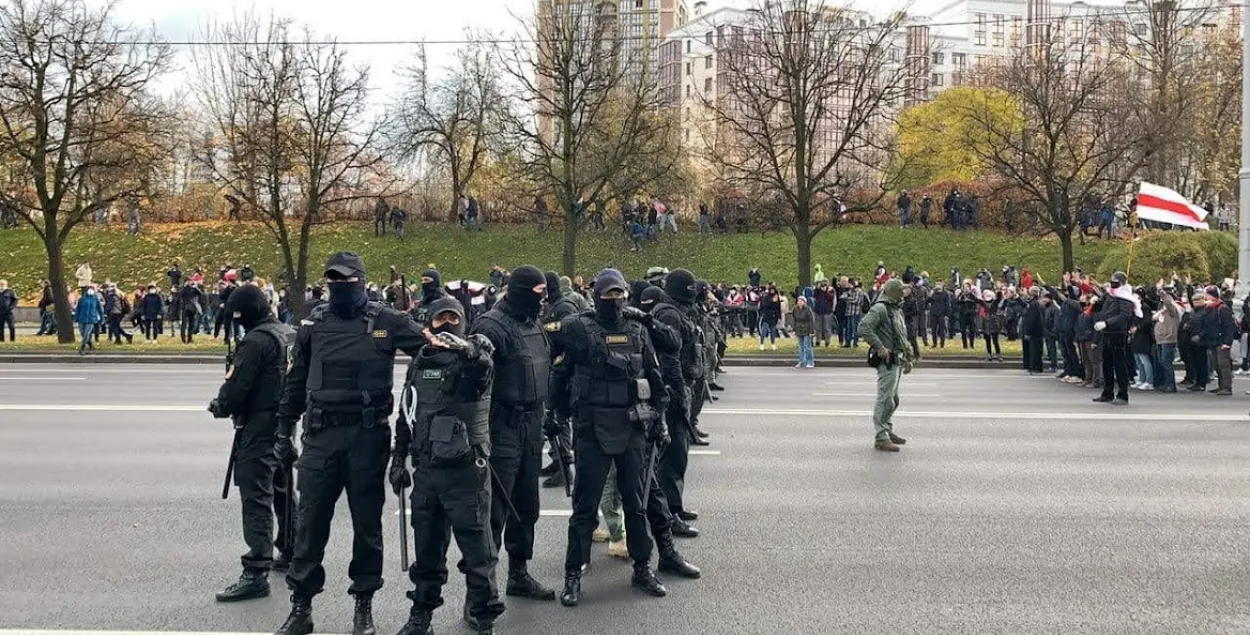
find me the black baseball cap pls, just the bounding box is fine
[325,252,366,279]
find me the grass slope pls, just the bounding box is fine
[0,221,1114,300]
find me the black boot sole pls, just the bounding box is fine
[658,560,701,579]
[507,586,556,601]
[215,585,270,602]
[277,618,314,635]
[631,579,669,597]
[690,437,710,446]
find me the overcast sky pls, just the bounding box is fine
[103,0,957,101]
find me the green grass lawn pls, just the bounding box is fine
[0,221,1115,301]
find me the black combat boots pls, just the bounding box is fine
[352,593,376,635]
[395,606,432,635]
[275,595,314,635]
[215,569,269,602]
[631,564,668,597]
[559,569,582,607]
[506,561,555,601]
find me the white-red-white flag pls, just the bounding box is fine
[1135,182,1209,230]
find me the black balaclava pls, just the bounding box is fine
[664,268,698,306]
[593,268,628,324]
[328,279,367,317]
[629,280,651,309]
[227,283,273,330]
[1111,271,1127,290]
[421,268,442,302]
[427,296,467,338]
[544,271,561,303]
[640,285,670,314]
[507,265,546,320]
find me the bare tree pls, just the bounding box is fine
[496,1,680,275]
[1113,0,1218,188]
[193,13,393,316]
[0,0,171,342]
[964,18,1153,272]
[390,38,503,222]
[702,0,910,286]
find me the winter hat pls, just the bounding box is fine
[881,279,905,303]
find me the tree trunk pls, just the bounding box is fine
[794,223,813,288]
[561,202,577,276]
[46,235,74,343]
[1058,230,1075,274]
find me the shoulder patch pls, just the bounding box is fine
[373,329,388,338]
[545,321,561,332]
[300,319,315,326]
[605,334,630,345]
[421,368,443,380]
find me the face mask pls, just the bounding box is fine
[595,296,625,323]
[328,280,367,317]
[509,289,544,319]
[430,317,465,338]
[86,289,96,296]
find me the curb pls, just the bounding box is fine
[0,352,1023,369]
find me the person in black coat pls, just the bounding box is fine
[1021,291,1048,373]
[927,282,952,348]
[1092,272,1138,404]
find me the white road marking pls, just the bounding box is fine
[705,408,1250,422]
[0,404,204,411]
[0,376,85,381]
[0,632,279,635]
[688,449,721,455]
[812,392,940,397]
[395,509,571,517]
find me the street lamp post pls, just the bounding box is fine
[1239,1,1250,299]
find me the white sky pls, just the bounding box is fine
[104,0,951,102]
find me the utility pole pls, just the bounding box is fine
[1239,1,1250,299]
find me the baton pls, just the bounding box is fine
[221,423,242,499]
[641,439,659,506]
[276,458,296,554]
[398,468,409,572]
[546,431,573,498]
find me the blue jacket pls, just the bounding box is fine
[141,292,164,319]
[75,292,104,324]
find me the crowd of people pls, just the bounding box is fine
[201,253,730,635]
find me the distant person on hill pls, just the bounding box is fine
[373,197,389,236]
[390,206,407,238]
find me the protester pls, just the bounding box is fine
[792,296,815,368]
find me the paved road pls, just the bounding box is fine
[2,364,1250,635]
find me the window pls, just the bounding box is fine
[931,73,944,87]
[1135,22,1147,36]
[686,84,690,98]
[952,52,966,67]
[1011,16,1022,43]
[705,55,712,69]
[686,39,691,54]
[974,12,986,46]
[932,52,944,64]
[704,77,712,93]
[635,0,644,8]
[706,31,713,45]
[992,15,1004,47]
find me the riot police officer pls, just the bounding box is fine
[274,252,428,635]
[414,267,449,328]
[548,268,670,607]
[390,297,504,635]
[539,271,587,490]
[468,265,555,602]
[659,269,705,535]
[209,284,297,602]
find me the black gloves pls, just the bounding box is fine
[622,306,653,326]
[648,419,670,448]
[274,435,298,465]
[542,409,564,438]
[207,399,229,419]
[388,452,411,495]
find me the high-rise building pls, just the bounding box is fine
[535,0,691,142]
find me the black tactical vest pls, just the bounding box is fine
[241,321,295,413]
[407,347,491,458]
[655,302,704,381]
[572,316,646,409]
[480,311,550,407]
[305,302,396,417]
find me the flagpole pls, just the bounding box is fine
[1238,0,1250,306]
